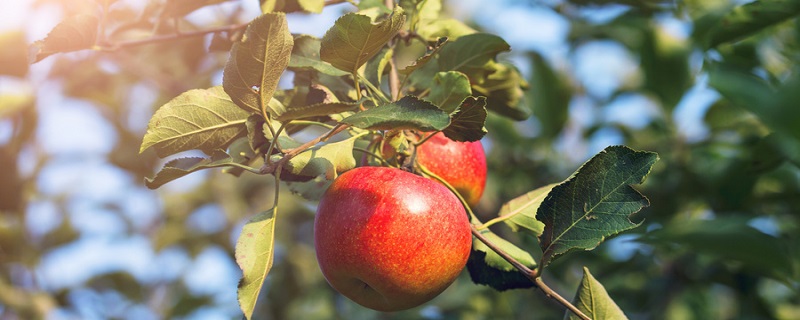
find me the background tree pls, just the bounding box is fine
[1,0,799,319]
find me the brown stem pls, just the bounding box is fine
[469,225,591,320]
[260,124,350,174]
[98,23,248,51]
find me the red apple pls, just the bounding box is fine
[416,132,487,206]
[314,166,472,312]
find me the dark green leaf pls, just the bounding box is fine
[428,71,471,114]
[472,62,531,121]
[640,217,794,282]
[466,230,536,291]
[0,31,28,77]
[340,95,450,131]
[538,146,658,267]
[289,35,349,77]
[144,151,249,189]
[442,96,488,142]
[140,86,250,157]
[529,52,570,139]
[320,7,405,74]
[695,0,800,48]
[223,13,293,114]
[566,267,628,320]
[437,33,510,73]
[276,101,361,122]
[236,209,277,320]
[498,184,555,237]
[30,14,98,62]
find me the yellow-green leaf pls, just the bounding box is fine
[235,209,278,320]
[320,7,405,74]
[567,267,628,320]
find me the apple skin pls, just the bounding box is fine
[416,132,487,206]
[314,166,472,312]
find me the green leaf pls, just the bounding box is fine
[428,71,471,114]
[498,183,555,237]
[236,208,278,320]
[538,146,658,267]
[280,135,359,179]
[442,96,488,142]
[276,101,361,122]
[340,95,450,131]
[0,31,28,77]
[695,0,800,48]
[399,37,447,75]
[144,150,253,189]
[639,217,794,282]
[285,175,333,201]
[567,267,628,320]
[223,13,293,114]
[466,230,536,291]
[30,14,98,62]
[529,52,570,139]
[320,7,405,74]
[472,62,531,121]
[437,33,510,73]
[288,35,349,77]
[140,86,250,157]
[417,18,476,41]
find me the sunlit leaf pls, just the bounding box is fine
[279,135,359,179]
[30,14,98,62]
[417,18,476,41]
[144,150,255,189]
[223,13,293,114]
[236,209,278,320]
[140,86,250,157]
[320,7,405,74]
[538,146,658,267]
[428,71,471,114]
[567,267,628,320]
[498,183,555,236]
[466,230,536,291]
[289,35,349,77]
[340,95,450,131]
[442,96,487,142]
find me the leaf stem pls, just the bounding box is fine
[413,131,437,146]
[476,216,508,230]
[361,76,390,103]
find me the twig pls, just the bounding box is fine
[260,124,350,175]
[385,0,400,100]
[98,23,248,51]
[469,225,591,320]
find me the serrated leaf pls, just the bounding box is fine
[437,33,510,73]
[289,35,350,77]
[566,267,628,320]
[236,209,277,320]
[145,150,245,189]
[30,14,98,62]
[428,71,471,114]
[466,230,536,291]
[498,183,555,236]
[223,13,293,114]
[140,86,250,157]
[320,7,405,74]
[0,31,29,77]
[340,95,450,131]
[538,146,658,267]
[695,0,800,48]
[442,96,487,142]
[399,37,447,75]
[281,135,358,179]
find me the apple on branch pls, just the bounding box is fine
[314,166,472,312]
[416,132,487,207]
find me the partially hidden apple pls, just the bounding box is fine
[314,166,472,312]
[416,132,487,207]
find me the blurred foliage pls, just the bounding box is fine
[1,0,800,319]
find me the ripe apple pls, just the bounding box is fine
[314,166,472,312]
[416,132,487,206]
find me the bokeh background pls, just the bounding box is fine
[1,0,799,319]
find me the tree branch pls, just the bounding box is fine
[99,23,248,51]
